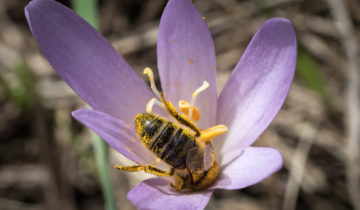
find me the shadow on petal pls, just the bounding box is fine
[211,147,283,190]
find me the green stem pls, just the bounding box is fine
[72,1,116,209]
[91,134,117,210]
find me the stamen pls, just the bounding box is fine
[189,81,209,120]
[146,97,166,114]
[199,125,228,143]
[142,67,203,136]
[144,67,162,99]
[146,98,156,113]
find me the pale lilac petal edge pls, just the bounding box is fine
[128,178,213,210]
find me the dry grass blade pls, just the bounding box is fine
[282,123,318,210]
[327,0,360,209]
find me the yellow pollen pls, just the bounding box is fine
[202,16,206,20]
[189,59,194,64]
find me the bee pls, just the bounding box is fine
[115,68,227,191]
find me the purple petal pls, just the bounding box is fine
[157,0,217,129]
[215,18,297,155]
[25,0,153,124]
[211,147,283,190]
[72,109,163,166]
[128,178,213,210]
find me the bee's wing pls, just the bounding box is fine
[203,143,215,171]
[186,143,215,174]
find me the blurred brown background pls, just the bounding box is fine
[0,0,360,209]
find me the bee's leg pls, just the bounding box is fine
[160,95,202,136]
[199,125,228,143]
[192,162,220,191]
[143,67,202,136]
[115,164,174,177]
[170,169,194,192]
[171,173,185,191]
[160,81,214,136]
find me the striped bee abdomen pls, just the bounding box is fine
[134,113,197,168]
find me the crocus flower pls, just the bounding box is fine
[25,0,296,209]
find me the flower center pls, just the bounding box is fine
[143,67,228,143]
[115,67,228,191]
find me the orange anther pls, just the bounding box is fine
[178,100,200,122]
